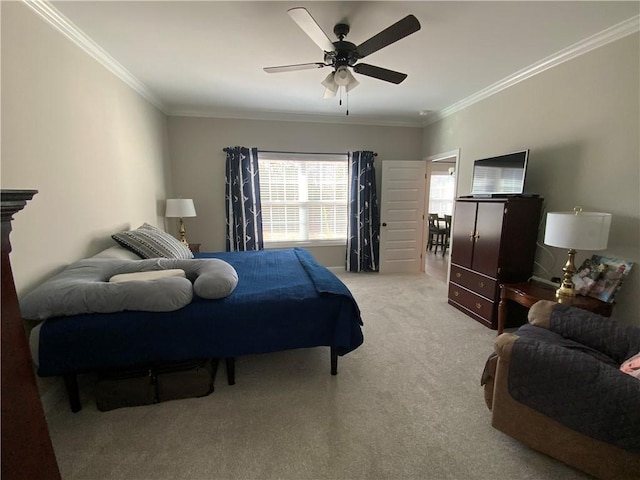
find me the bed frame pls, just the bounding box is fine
[31,248,362,412]
[61,348,340,413]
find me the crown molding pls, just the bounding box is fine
[22,1,638,129]
[169,109,424,128]
[426,15,640,126]
[22,0,167,113]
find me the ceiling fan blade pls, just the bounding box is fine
[353,63,407,84]
[356,15,421,58]
[264,62,326,74]
[287,7,335,52]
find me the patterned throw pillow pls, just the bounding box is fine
[112,223,194,259]
[620,352,640,379]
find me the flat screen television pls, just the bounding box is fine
[470,149,529,196]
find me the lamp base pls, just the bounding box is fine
[556,248,577,298]
[178,218,189,246]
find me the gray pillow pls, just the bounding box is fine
[20,257,238,320]
[191,260,238,299]
[112,223,193,259]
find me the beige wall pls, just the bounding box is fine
[423,34,640,326]
[1,2,172,295]
[4,0,637,326]
[167,116,423,266]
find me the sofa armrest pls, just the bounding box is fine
[481,333,518,411]
[527,300,640,364]
[494,332,517,360]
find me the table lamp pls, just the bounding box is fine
[543,207,611,298]
[165,198,196,246]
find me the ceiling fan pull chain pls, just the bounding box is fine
[339,88,342,106]
[346,91,349,116]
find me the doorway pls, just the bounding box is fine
[424,150,459,282]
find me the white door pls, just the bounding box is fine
[379,160,427,273]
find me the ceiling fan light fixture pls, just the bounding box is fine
[321,72,338,98]
[321,72,336,89]
[333,66,351,86]
[345,73,359,93]
[333,66,359,93]
[323,87,337,99]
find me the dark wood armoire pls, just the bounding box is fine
[1,190,61,479]
[447,196,543,329]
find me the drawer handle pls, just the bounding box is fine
[478,281,485,288]
[453,291,459,297]
[455,272,461,278]
[475,302,482,310]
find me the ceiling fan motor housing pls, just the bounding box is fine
[325,40,359,68]
[333,23,350,39]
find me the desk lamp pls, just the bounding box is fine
[543,207,611,298]
[165,199,196,246]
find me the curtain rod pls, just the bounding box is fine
[222,148,376,156]
[222,147,378,157]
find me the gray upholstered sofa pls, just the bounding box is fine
[482,300,640,480]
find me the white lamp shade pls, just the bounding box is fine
[165,198,196,218]
[544,210,611,250]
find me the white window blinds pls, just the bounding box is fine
[258,152,348,244]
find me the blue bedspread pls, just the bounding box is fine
[37,248,363,376]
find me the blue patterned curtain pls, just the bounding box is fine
[225,146,264,251]
[346,151,380,272]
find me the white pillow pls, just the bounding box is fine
[93,246,142,260]
[109,269,186,283]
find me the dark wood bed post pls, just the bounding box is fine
[225,358,236,385]
[63,373,82,412]
[1,190,62,479]
[330,347,338,375]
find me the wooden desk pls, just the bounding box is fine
[498,281,614,334]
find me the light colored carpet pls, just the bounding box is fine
[42,271,590,480]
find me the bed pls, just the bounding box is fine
[26,248,364,412]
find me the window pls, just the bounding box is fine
[258,152,349,245]
[428,172,455,216]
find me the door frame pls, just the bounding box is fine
[423,149,460,280]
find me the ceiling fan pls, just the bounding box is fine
[264,7,421,99]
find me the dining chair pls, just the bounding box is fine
[442,214,452,256]
[427,213,445,253]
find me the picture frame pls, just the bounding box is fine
[574,255,634,303]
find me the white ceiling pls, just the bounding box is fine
[43,1,639,126]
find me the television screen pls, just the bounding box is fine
[470,150,529,196]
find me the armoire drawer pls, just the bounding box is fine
[448,282,496,326]
[450,265,497,299]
